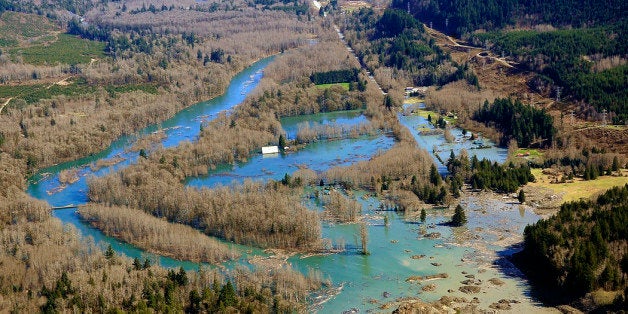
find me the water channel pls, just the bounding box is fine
[27,57,550,312]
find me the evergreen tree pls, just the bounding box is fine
[612,156,619,172]
[278,134,286,149]
[104,244,115,260]
[187,289,202,313]
[360,222,369,255]
[420,208,427,222]
[383,94,394,110]
[429,164,441,185]
[218,280,237,308]
[133,257,142,270]
[518,189,526,204]
[451,204,467,226]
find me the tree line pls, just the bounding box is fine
[394,0,626,36]
[445,150,534,194]
[531,146,625,183]
[78,204,239,264]
[310,68,359,85]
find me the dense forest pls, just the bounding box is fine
[518,185,628,309]
[310,68,359,85]
[394,0,626,36]
[474,98,555,148]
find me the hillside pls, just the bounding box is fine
[394,0,628,126]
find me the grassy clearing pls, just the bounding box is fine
[10,33,105,65]
[413,109,438,119]
[404,97,424,104]
[410,108,457,126]
[0,79,159,109]
[315,82,350,90]
[528,168,628,202]
[515,148,543,157]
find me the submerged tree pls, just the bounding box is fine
[360,222,369,255]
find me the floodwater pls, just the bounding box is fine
[27,57,552,312]
[398,103,508,173]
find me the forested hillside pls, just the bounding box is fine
[339,8,478,96]
[393,0,626,35]
[518,184,628,309]
[471,24,628,124]
[393,0,627,124]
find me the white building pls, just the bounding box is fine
[261,146,279,154]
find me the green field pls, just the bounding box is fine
[409,108,457,126]
[10,33,105,65]
[315,82,350,90]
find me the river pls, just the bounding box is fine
[27,57,551,312]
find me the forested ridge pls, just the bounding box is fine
[518,185,628,309]
[394,0,626,35]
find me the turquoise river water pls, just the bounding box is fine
[27,57,554,312]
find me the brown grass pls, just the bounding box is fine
[527,168,628,203]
